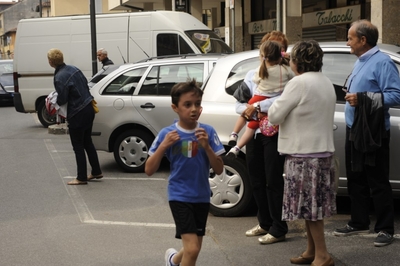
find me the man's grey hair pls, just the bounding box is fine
[351,20,378,47]
[97,48,108,55]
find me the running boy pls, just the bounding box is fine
[145,79,225,266]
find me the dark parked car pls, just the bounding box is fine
[0,59,13,103]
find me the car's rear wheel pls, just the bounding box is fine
[209,155,253,217]
[113,129,154,173]
[37,98,57,128]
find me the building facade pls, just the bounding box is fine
[1,0,399,58]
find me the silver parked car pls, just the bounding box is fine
[91,54,226,173]
[91,43,400,217]
[202,42,400,216]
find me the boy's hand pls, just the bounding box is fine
[195,128,209,147]
[161,130,180,148]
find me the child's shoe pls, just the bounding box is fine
[226,146,240,158]
[165,248,179,266]
[228,133,238,146]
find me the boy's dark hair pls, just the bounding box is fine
[171,79,203,106]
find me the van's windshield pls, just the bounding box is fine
[185,30,233,54]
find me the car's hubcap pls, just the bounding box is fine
[119,136,148,167]
[209,165,244,209]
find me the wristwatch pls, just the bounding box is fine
[253,102,260,111]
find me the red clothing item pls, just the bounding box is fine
[247,95,267,129]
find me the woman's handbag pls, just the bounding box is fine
[259,114,279,136]
[92,99,99,113]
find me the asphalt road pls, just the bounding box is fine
[1,104,400,266]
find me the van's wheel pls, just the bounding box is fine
[37,99,57,128]
[113,129,154,173]
[209,155,253,217]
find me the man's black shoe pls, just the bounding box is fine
[333,224,369,236]
[374,231,394,247]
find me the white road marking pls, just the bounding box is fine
[32,113,40,126]
[63,176,166,181]
[84,220,175,228]
[45,139,174,227]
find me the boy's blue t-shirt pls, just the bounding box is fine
[149,122,225,203]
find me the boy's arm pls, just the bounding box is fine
[145,130,179,176]
[204,146,224,175]
[145,145,166,176]
[195,128,224,175]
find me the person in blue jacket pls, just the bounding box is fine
[48,48,103,185]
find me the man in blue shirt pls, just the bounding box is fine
[333,20,400,247]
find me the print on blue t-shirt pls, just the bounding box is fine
[149,122,225,203]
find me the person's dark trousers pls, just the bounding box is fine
[246,134,273,231]
[345,127,394,234]
[247,133,287,237]
[68,103,102,182]
[261,133,287,237]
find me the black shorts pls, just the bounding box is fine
[169,201,210,239]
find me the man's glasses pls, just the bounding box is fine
[342,72,352,93]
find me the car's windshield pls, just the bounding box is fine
[185,30,233,54]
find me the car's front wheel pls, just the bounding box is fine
[209,155,253,217]
[113,129,154,173]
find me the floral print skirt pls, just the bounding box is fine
[282,156,337,221]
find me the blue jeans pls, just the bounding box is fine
[68,103,102,181]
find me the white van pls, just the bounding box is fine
[13,11,232,127]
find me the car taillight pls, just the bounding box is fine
[13,72,19,93]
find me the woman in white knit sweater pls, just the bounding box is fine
[268,40,336,266]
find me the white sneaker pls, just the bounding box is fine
[165,248,178,266]
[228,133,238,146]
[226,146,240,157]
[245,224,268,236]
[258,233,286,244]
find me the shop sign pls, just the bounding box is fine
[303,5,360,28]
[248,19,276,35]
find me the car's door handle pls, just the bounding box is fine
[333,124,338,131]
[140,103,155,109]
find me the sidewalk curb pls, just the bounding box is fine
[48,123,68,134]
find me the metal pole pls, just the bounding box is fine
[276,0,281,31]
[282,0,286,34]
[90,0,98,76]
[39,0,42,17]
[231,8,235,52]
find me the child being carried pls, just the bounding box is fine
[227,40,294,157]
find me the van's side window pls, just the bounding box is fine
[157,34,194,56]
[101,67,147,95]
[139,63,204,96]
